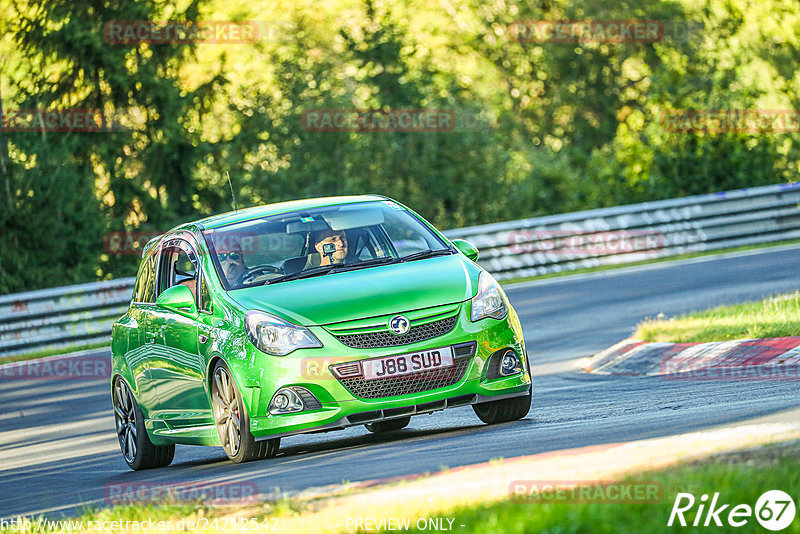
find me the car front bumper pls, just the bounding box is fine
[240,302,532,441]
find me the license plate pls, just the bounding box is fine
[362,346,454,380]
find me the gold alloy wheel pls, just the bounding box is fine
[212,365,242,457]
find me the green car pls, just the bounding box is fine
[111,196,531,469]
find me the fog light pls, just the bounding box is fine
[499,350,522,376]
[273,393,290,410]
[269,388,304,414]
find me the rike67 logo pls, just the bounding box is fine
[669,490,796,531]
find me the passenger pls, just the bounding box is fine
[219,239,247,286]
[312,229,349,266]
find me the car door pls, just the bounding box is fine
[124,251,160,412]
[147,237,212,428]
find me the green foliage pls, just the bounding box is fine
[1,0,799,293]
[634,290,800,343]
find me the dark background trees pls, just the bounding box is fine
[1,0,798,293]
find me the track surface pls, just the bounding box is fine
[3,246,800,518]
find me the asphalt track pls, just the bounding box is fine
[3,245,800,519]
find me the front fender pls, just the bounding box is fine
[204,329,264,418]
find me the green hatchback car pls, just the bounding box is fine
[111,196,531,469]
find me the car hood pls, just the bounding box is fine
[227,255,480,325]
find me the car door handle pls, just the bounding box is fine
[198,334,209,344]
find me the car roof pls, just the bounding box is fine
[188,195,388,231]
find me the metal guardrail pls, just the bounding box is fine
[446,181,800,280]
[2,182,800,358]
[0,278,135,358]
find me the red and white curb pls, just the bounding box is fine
[580,337,800,379]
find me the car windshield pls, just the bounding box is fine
[203,200,452,289]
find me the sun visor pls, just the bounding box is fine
[285,219,330,234]
[321,207,385,230]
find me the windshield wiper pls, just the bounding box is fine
[335,256,399,271]
[265,257,398,285]
[264,252,448,285]
[398,248,453,263]
[265,264,338,285]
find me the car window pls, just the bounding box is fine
[174,250,196,283]
[157,240,199,303]
[384,217,431,256]
[203,201,451,290]
[133,254,157,304]
[246,233,306,268]
[349,226,389,260]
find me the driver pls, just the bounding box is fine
[313,229,349,266]
[218,238,246,287]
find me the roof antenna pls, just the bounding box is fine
[226,170,238,213]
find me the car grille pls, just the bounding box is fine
[334,314,458,349]
[334,342,475,399]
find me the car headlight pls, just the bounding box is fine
[471,271,508,322]
[245,311,322,356]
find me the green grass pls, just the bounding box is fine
[0,341,109,364]
[634,291,800,343]
[4,443,799,533]
[397,442,800,534]
[500,239,800,286]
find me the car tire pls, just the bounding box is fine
[113,378,175,470]
[472,391,531,424]
[364,416,411,433]
[211,361,280,463]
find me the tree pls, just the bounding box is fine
[1,0,229,291]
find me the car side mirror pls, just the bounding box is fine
[452,239,479,262]
[156,285,197,315]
